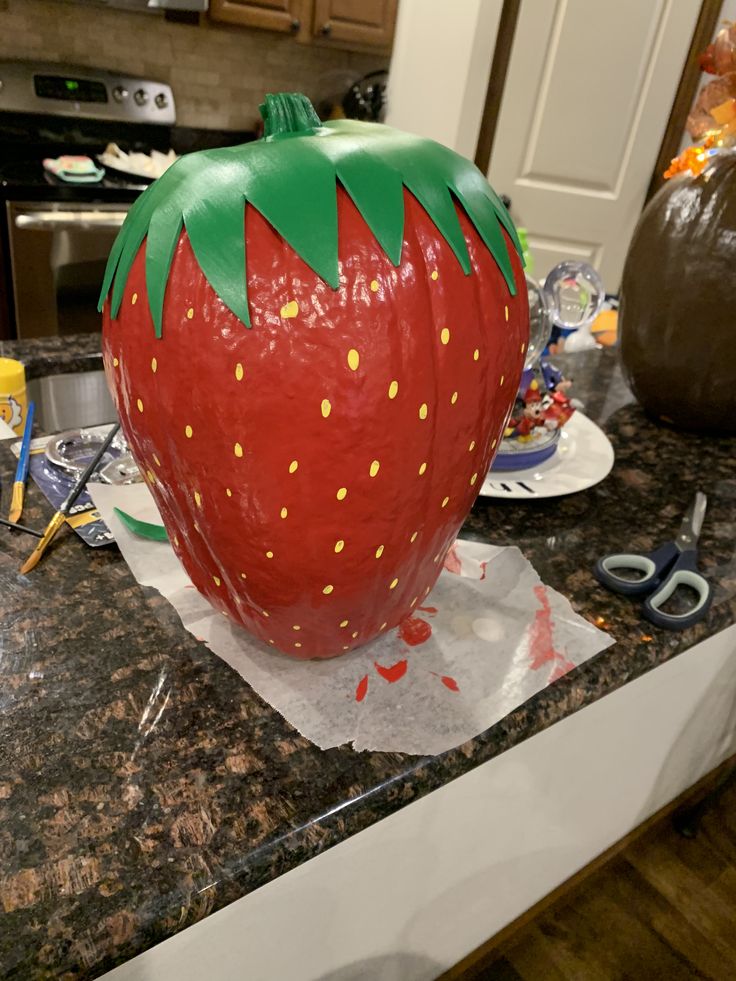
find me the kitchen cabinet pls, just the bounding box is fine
[209,0,397,52]
[311,0,397,50]
[208,0,306,35]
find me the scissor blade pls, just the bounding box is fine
[676,491,707,550]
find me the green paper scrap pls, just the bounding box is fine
[114,507,169,542]
[99,92,524,335]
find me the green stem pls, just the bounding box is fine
[259,92,321,139]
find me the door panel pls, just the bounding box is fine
[489,0,701,288]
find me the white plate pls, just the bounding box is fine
[480,412,614,499]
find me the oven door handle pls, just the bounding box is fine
[14,210,128,231]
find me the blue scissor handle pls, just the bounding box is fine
[594,541,679,597]
[643,548,712,631]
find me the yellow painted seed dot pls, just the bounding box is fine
[440,328,450,345]
[505,305,509,322]
[521,342,526,354]
[321,398,332,418]
[293,625,301,631]
[151,357,157,373]
[370,279,379,292]
[262,610,269,617]
[431,270,439,281]
[213,576,221,587]
[434,554,440,563]
[240,572,246,579]
[185,424,193,438]
[194,491,202,508]
[419,462,427,475]
[280,507,288,519]
[193,523,200,533]
[173,536,179,547]
[289,460,298,474]
[388,380,399,400]
[469,440,475,452]
[226,488,232,497]
[473,348,479,361]
[451,391,458,405]
[113,357,119,367]
[340,620,349,628]
[352,631,358,639]
[343,645,349,651]
[294,642,302,649]
[131,292,138,305]
[136,398,143,413]
[335,540,345,553]
[410,532,418,543]
[500,375,505,387]
[347,349,360,371]
[442,496,450,508]
[280,299,299,319]
[264,551,274,561]
[470,472,478,486]
[336,487,347,501]
[375,545,384,558]
[153,453,161,466]
[323,584,334,595]
[411,597,417,607]
[380,622,387,631]
[234,442,243,457]
[235,363,244,381]
[419,403,428,420]
[187,307,194,320]
[269,639,275,645]
[389,578,399,590]
[369,460,380,477]
[146,469,155,484]
[492,438,497,449]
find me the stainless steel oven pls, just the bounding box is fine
[7,202,129,338]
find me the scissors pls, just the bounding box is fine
[594,492,712,631]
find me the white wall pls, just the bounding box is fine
[385,0,503,158]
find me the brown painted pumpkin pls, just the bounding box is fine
[619,150,736,435]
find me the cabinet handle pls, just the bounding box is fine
[290,18,300,33]
[320,21,332,36]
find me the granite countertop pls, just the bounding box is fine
[1,339,735,979]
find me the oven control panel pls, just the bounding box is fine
[0,60,175,126]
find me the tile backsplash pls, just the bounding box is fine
[0,0,386,131]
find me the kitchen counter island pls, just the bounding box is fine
[1,340,735,979]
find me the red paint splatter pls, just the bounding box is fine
[374,659,408,683]
[419,606,438,615]
[443,543,462,574]
[528,585,575,678]
[398,616,432,647]
[355,675,369,702]
[440,675,460,692]
[480,561,488,581]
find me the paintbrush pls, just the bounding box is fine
[8,401,35,524]
[0,516,43,538]
[20,422,120,574]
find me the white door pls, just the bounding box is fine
[488,0,701,289]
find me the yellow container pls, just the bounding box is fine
[0,357,28,436]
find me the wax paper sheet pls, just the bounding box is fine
[89,482,614,756]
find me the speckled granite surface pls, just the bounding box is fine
[0,339,734,979]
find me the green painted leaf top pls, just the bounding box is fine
[99,92,523,335]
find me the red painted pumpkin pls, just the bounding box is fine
[100,93,528,658]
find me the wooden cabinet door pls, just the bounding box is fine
[311,0,398,50]
[210,0,306,35]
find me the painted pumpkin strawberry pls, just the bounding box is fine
[100,93,528,659]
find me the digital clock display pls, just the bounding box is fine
[34,74,108,104]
